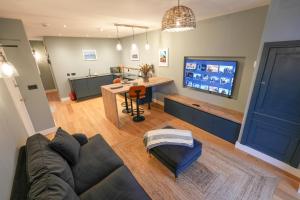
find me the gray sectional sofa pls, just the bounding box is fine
[11,133,151,200]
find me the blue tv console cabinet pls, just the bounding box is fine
[164,95,243,144]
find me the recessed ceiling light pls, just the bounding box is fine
[58,33,62,36]
[63,25,67,28]
[97,26,104,32]
[41,23,50,28]
[86,34,89,37]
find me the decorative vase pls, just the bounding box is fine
[143,76,149,82]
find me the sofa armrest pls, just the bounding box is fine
[72,134,88,146]
[11,146,30,200]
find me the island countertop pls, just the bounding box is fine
[101,77,173,94]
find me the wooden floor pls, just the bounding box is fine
[47,92,300,200]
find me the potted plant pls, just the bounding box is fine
[139,64,154,82]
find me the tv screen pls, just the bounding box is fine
[183,58,238,97]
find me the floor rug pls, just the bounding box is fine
[177,144,278,200]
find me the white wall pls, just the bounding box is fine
[262,0,300,42]
[0,18,55,132]
[120,6,268,112]
[0,80,28,200]
[43,37,121,99]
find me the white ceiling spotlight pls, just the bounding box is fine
[97,26,104,32]
[41,23,50,28]
[63,24,67,28]
[115,25,122,51]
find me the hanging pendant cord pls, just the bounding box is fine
[132,27,135,41]
[116,26,120,42]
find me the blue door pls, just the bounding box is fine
[241,41,300,167]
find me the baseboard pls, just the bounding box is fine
[38,126,57,135]
[45,89,57,93]
[60,97,70,102]
[235,142,300,179]
[153,99,164,106]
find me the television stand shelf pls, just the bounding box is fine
[164,95,244,143]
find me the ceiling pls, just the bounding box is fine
[0,0,270,39]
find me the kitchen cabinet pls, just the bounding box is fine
[69,74,114,101]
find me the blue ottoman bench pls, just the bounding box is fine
[149,132,202,178]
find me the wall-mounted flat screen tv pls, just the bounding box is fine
[183,58,238,97]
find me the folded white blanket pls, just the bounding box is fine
[143,129,194,150]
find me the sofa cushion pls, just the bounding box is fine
[72,134,123,194]
[73,133,88,146]
[80,166,151,200]
[28,174,80,200]
[49,127,80,165]
[26,134,75,188]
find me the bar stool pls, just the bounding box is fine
[113,78,131,113]
[129,86,146,122]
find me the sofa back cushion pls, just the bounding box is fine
[72,134,123,194]
[28,174,79,200]
[26,134,75,188]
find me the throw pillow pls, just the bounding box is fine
[73,133,88,145]
[49,127,80,165]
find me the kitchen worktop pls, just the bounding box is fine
[68,73,139,81]
[68,73,113,81]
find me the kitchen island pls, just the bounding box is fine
[101,77,173,128]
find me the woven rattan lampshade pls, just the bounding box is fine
[162,1,196,32]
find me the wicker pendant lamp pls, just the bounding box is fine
[162,0,196,32]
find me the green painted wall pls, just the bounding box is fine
[120,6,269,112]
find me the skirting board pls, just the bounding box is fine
[38,126,57,135]
[152,98,164,106]
[60,97,70,102]
[235,142,300,180]
[45,89,57,93]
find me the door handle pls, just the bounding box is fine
[261,81,266,85]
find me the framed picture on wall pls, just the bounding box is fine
[82,50,97,61]
[159,49,168,66]
[130,47,140,61]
